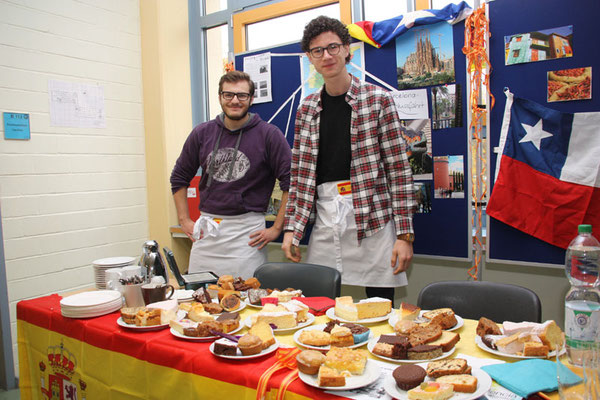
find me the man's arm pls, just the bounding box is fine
[249,191,289,249]
[173,188,196,241]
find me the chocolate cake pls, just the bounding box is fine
[213,338,238,356]
[378,334,410,359]
[192,287,212,304]
[392,364,427,390]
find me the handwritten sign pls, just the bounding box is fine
[390,89,429,120]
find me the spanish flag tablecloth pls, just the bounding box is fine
[17,294,568,400]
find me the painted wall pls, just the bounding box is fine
[0,0,149,376]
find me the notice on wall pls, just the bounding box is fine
[389,89,429,120]
[48,80,106,128]
[3,112,30,140]
[243,52,272,104]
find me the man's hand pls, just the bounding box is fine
[282,231,301,262]
[180,218,196,242]
[249,226,281,250]
[391,239,413,274]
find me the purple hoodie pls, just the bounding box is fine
[170,113,291,216]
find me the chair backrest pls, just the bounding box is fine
[417,280,542,323]
[253,262,341,298]
[163,247,186,287]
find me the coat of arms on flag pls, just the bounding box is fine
[487,89,600,249]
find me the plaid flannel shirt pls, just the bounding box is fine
[284,75,416,246]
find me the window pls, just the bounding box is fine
[204,0,227,14]
[512,50,520,57]
[363,0,409,22]
[206,24,229,119]
[246,4,340,51]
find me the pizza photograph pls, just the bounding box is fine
[547,66,592,102]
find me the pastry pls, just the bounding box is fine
[476,317,502,337]
[216,312,240,333]
[317,365,346,387]
[426,359,469,378]
[232,277,253,291]
[407,344,443,360]
[247,288,268,305]
[135,308,161,326]
[533,320,563,351]
[330,325,354,347]
[196,320,223,337]
[399,302,421,321]
[145,299,178,324]
[237,334,263,355]
[392,364,427,390]
[408,323,443,347]
[213,338,237,356]
[296,350,326,375]
[187,305,214,322]
[342,323,370,343]
[217,289,240,302]
[206,284,220,298]
[217,275,234,289]
[244,277,261,289]
[324,347,368,375]
[120,307,143,324]
[220,293,241,311]
[407,382,454,400]
[428,331,460,352]
[203,302,224,314]
[395,319,418,335]
[522,341,549,356]
[248,321,276,349]
[299,329,331,347]
[192,287,212,304]
[372,342,395,358]
[436,374,478,393]
[422,309,457,330]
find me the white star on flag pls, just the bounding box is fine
[394,10,435,32]
[519,118,553,151]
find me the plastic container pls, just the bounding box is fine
[564,224,600,366]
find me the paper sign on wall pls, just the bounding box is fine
[390,89,429,120]
[3,112,30,140]
[243,53,272,104]
[49,80,106,128]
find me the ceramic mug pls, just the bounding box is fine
[123,283,145,308]
[105,269,124,292]
[141,284,175,305]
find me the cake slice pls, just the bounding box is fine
[399,302,421,321]
[495,333,523,354]
[408,382,454,400]
[249,321,276,349]
[428,331,460,352]
[532,320,564,351]
[325,347,368,375]
[280,299,309,323]
[146,299,179,324]
[334,296,358,321]
[135,308,161,326]
[356,297,392,319]
[522,341,549,357]
[476,317,502,337]
[408,323,443,347]
[502,321,540,336]
[330,325,354,347]
[169,318,198,335]
[317,366,346,387]
[426,358,469,378]
[436,374,478,393]
[422,308,457,330]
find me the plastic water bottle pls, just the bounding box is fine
[564,224,600,366]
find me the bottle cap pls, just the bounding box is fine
[578,224,592,233]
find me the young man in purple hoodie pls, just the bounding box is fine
[170,71,291,278]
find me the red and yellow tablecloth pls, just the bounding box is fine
[17,294,564,400]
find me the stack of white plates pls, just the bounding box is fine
[60,290,123,318]
[173,289,195,303]
[93,256,136,289]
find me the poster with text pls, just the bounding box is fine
[390,89,429,120]
[244,52,272,104]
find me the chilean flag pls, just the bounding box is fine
[347,1,472,48]
[487,90,600,249]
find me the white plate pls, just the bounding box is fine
[383,366,492,400]
[389,311,464,332]
[298,359,381,390]
[117,317,170,331]
[93,256,136,266]
[170,323,243,341]
[61,290,122,307]
[474,335,564,359]
[293,323,373,350]
[244,313,315,333]
[326,307,392,324]
[244,298,263,308]
[367,336,456,363]
[209,339,279,359]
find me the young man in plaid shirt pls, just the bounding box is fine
[282,16,416,303]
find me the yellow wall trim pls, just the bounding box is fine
[233,0,351,54]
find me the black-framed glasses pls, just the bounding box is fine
[220,91,251,101]
[309,43,343,58]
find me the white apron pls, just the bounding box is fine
[189,211,267,279]
[306,181,408,287]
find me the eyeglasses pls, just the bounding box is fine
[220,91,251,101]
[308,43,343,58]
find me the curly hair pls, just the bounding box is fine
[301,16,351,63]
[218,70,255,97]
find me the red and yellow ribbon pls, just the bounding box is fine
[256,347,301,400]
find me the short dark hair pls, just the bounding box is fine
[301,16,351,63]
[218,70,255,97]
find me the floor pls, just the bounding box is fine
[0,389,19,400]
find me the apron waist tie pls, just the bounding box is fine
[193,215,221,240]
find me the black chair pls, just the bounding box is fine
[253,262,341,298]
[162,247,219,290]
[417,280,542,323]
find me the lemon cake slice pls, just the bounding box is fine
[407,382,454,400]
[399,302,421,321]
[324,347,368,375]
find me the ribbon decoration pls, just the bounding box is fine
[192,215,221,240]
[256,347,301,400]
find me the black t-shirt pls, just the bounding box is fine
[316,89,352,185]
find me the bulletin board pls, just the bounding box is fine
[487,0,600,266]
[235,20,471,260]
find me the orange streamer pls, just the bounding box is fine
[462,6,493,280]
[256,347,301,400]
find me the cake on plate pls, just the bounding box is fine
[324,347,368,375]
[399,302,421,321]
[334,296,391,321]
[407,382,454,400]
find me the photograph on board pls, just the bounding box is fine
[547,67,591,102]
[504,25,573,66]
[414,182,432,214]
[431,84,462,129]
[434,155,465,199]
[400,119,432,180]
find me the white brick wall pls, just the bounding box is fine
[0,0,147,377]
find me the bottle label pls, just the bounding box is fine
[565,306,599,342]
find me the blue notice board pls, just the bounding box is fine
[3,112,30,140]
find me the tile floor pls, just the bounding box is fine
[0,389,19,400]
